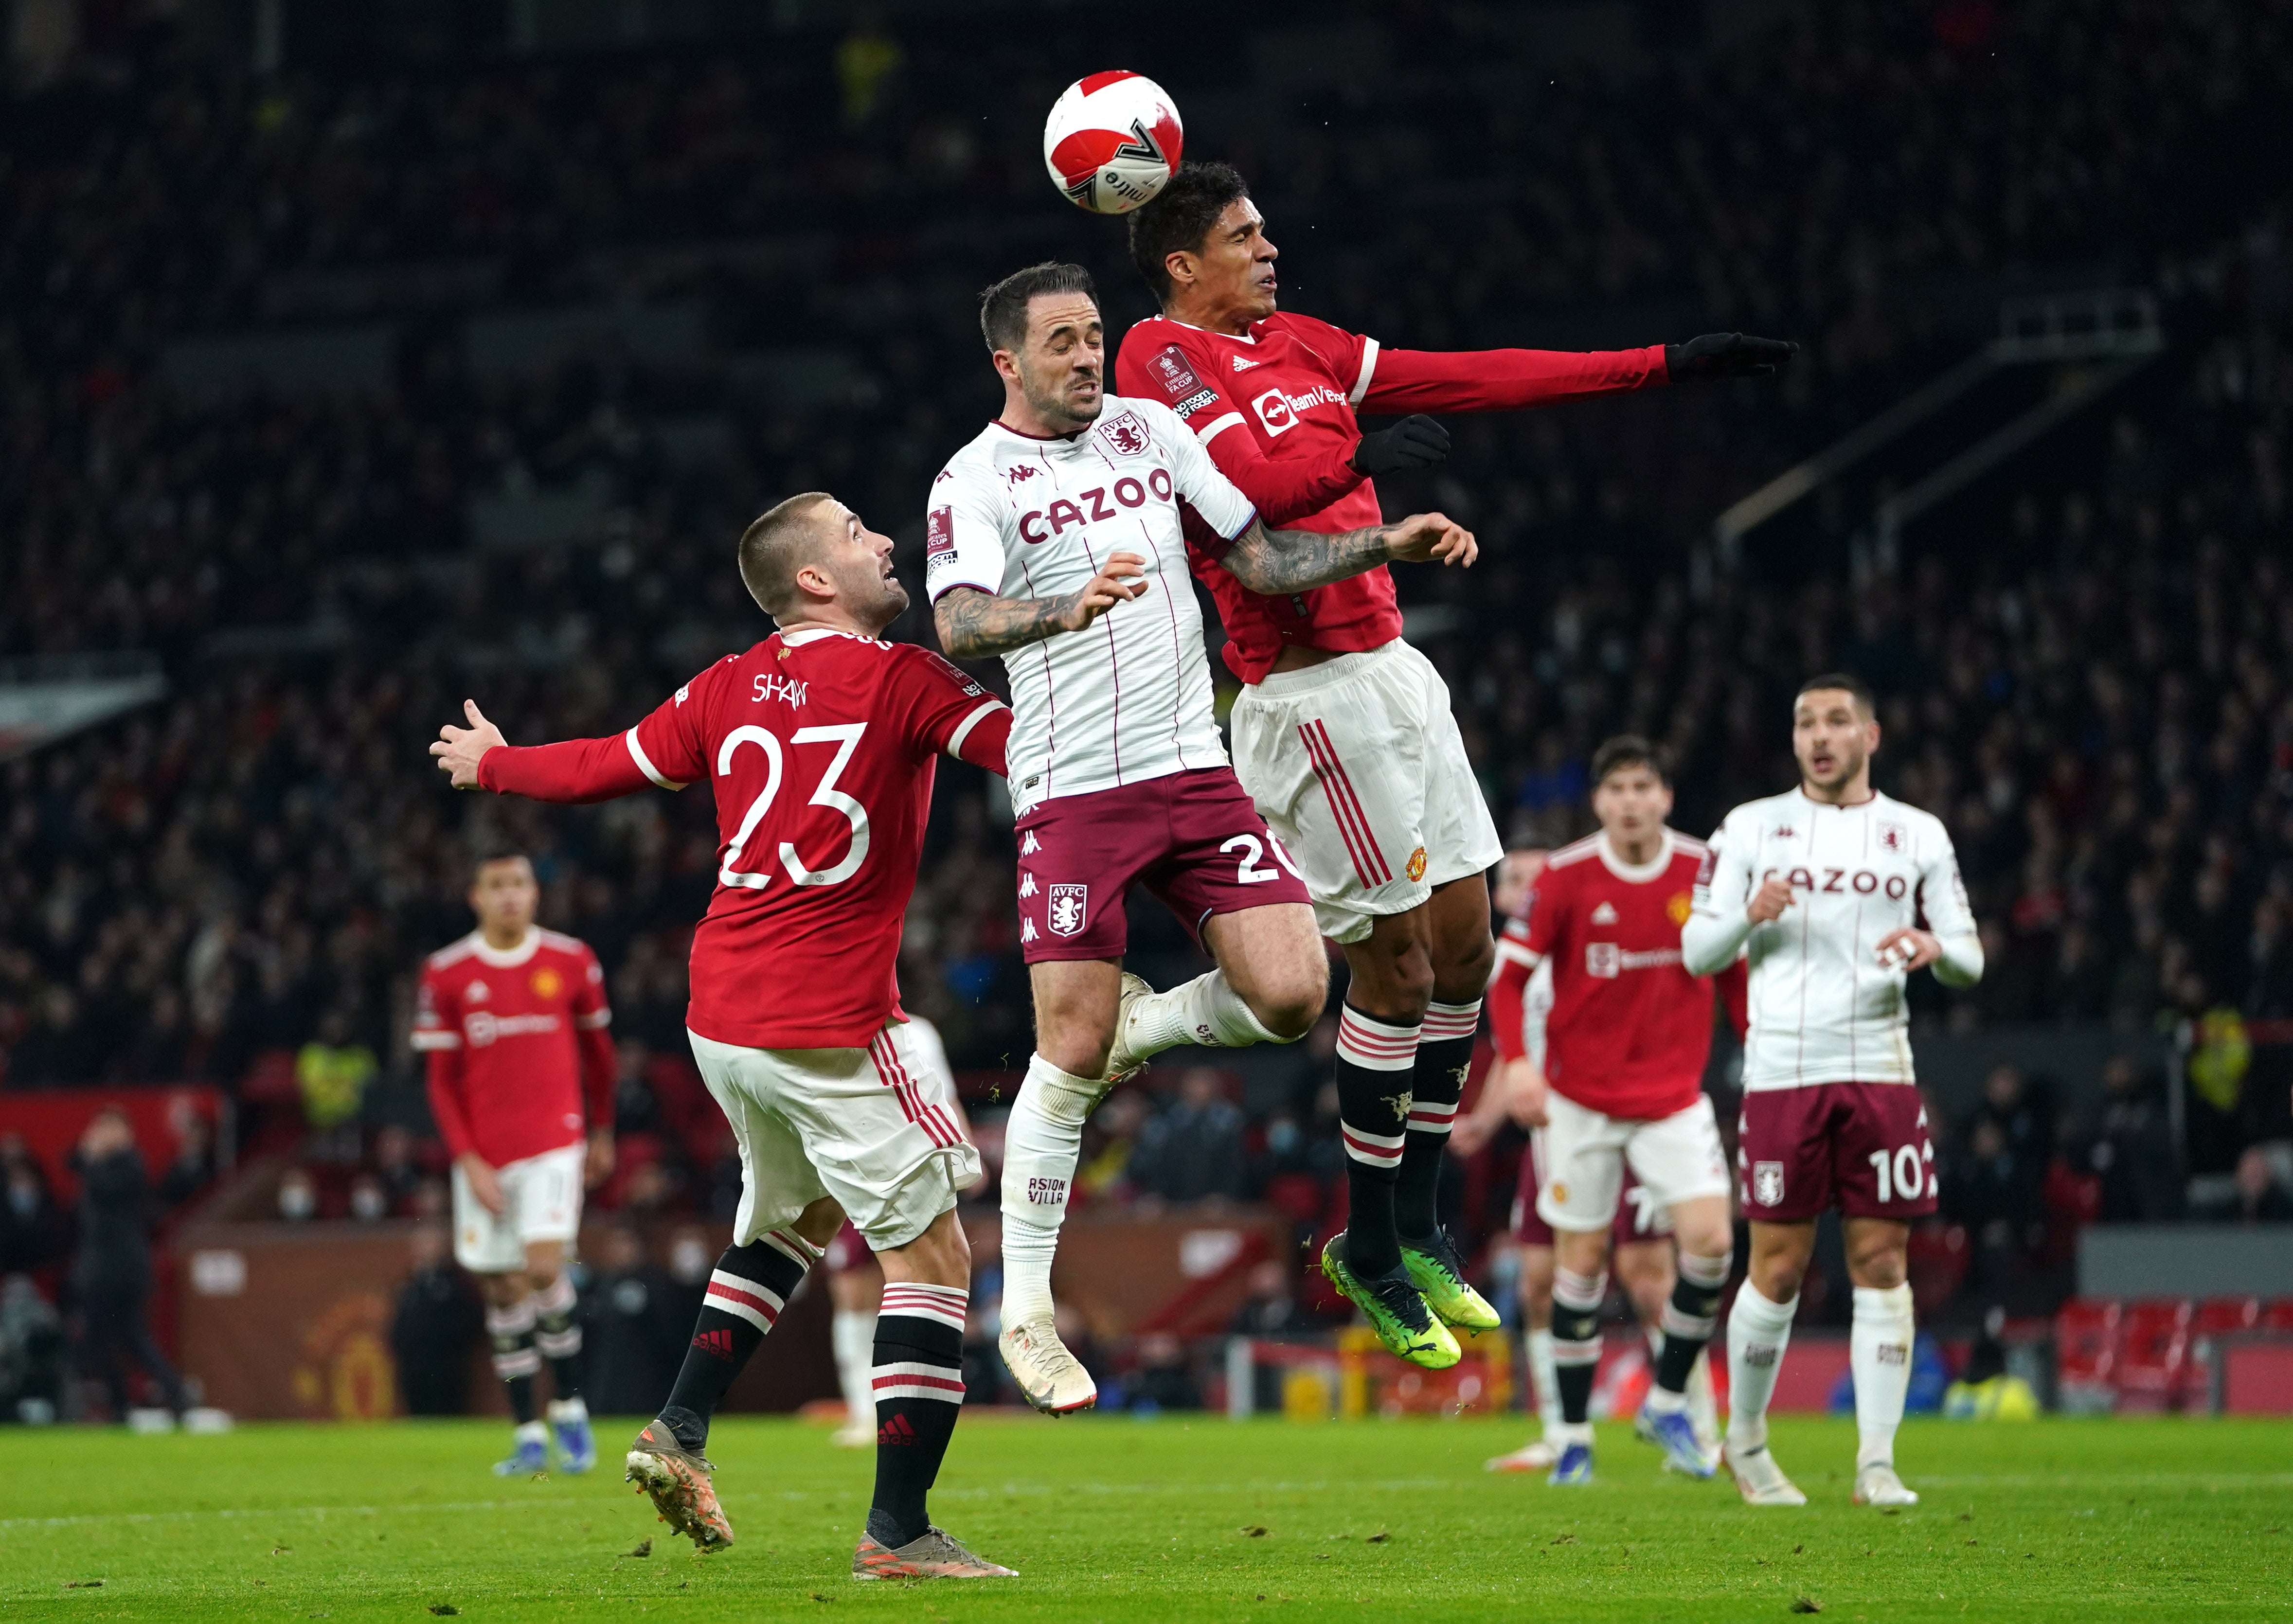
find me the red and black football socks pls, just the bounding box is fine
[529,1271,585,1401]
[866,1283,969,1550]
[1651,1249,1732,1401]
[658,1227,821,1451]
[1551,1266,1609,1429]
[1394,999,1477,1243]
[486,1297,540,1425]
[1335,1005,1420,1278]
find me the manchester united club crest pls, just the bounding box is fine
[1096,410,1151,457]
[1405,846,1428,882]
[529,967,563,1000]
[1878,821,1906,852]
[1666,890,1693,926]
[1752,1160,1786,1207]
[1047,884,1089,938]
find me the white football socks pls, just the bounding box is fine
[1122,968,1284,1057]
[998,1053,1102,1327]
[1851,1283,1917,1470]
[1525,1326,1560,1433]
[831,1307,876,1428]
[1725,1281,1797,1451]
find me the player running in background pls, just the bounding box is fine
[413,852,613,1477]
[431,492,1016,1581]
[1113,162,1794,1354]
[1469,738,1745,1484]
[928,261,1479,1405]
[1683,674,1982,1509]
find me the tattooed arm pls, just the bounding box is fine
[933,552,1149,659]
[1218,512,1476,596]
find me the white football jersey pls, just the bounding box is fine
[1682,788,1980,1091]
[927,396,1256,814]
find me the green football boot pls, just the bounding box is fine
[1400,1226,1502,1332]
[1321,1232,1460,1370]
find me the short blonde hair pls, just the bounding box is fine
[736,492,836,614]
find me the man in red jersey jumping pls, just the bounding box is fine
[413,852,614,1478]
[430,493,1015,1583]
[1112,161,1793,1344]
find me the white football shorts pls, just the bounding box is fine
[687,1020,981,1253]
[1536,1089,1732,1234]
[453,1142,585,1274]
[1231,638,1504,943]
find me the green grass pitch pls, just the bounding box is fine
[2,1415,2287,1621]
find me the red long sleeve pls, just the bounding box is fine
[951,705,1012,777]
[1202,421,1367,528]
[425,1047,475,1161]
[577,1025,616,1134]
[477,734,652,803]
[1361,344,1667,415]
[1487,950,1532,1063]
[1716,959,1750,1041]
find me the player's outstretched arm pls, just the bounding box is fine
[431,698,656,803]
[932,553,1147,659]
[1219,512,1475,595]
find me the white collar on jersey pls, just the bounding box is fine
[1795,785,1882,812]
[1596,829,1675,884]
[467,927,540,968]
[1149,314,1258,344]
[778,625,880,647]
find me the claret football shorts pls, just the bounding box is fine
[1011,766,1310,963]
[1231,639,1505,944]
[452,1142,585,1273]
[1534,1090,1732,1235]
[687,1020,983,1253]
[1736,1081,1938,1222]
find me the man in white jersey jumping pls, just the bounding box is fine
[1682,673,1982,1508]
[927,261,1477,1410]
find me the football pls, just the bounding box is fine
[1042,70,1183,214]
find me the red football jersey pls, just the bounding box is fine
[1112,313,1665,683]
[478,626,1010,1050]
[414,928,613,1167]
[1520,830,1748,1120]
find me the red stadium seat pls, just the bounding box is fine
[2114,1299,2193,1411]
[2194,1296,2260,1337]
[2053,1298,2121,1410]
[2265,1300,2293,1334]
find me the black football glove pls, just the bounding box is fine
[1665,333,1800,382]
[1350,414,1451,477]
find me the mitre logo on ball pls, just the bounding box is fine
[1047,884,1089,937]
[1042,71,1183,215]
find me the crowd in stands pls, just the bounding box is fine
[2,0,2292,1379]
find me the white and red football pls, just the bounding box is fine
[1042,71,1183,215]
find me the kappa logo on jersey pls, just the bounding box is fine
[1005,463,1040,486]
[1018,873,1038,899]
[1020,830,1041,857]
[1096,409,1151,457]
[926,505,956,569]
[1773,824,1796,840]
[1590,901,1619,925]
[1752,1160,1786,1207]
[1148,344,1204,401]
[1878,821,1906,851]
[1047,883,1089,937]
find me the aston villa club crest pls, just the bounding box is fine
[1752,1160,1785,1207]
[1097,410,1150,457]
[1047,884,1089,937]
[1878,821,1906,852]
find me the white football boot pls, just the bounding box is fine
[1097,972,1159,1084]
[1852,1463,1919,1507]
[1484,1437,1563,1472]
[997,1315,1098,1414]
[1723,1436,1809,1506]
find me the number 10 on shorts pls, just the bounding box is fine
[1867,1142,1937,1204]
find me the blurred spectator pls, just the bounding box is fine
[297,1008,378,1134]
[2195,1146,2293,1225]
[69,1109,186,1419]
[1127,1332,1202,1413]
[1129,1070,1247,1206]
[347,1173,388,1223]
[1228,1258,1320,1339]
[582,1225,686,1416]
[156,1112,216,1211]
[0,1274,66,1424]
[372,1125,424,1215]
[276,1166,318,1223]
[388,1226,482,1415]
[0,1135,66,1276]
[2082,1056,2179,1222]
